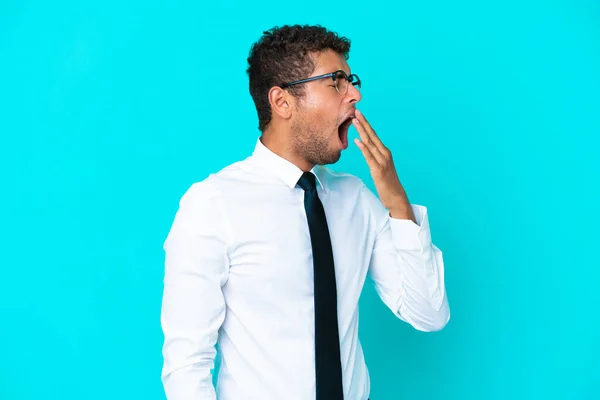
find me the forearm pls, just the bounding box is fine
[391,243,450,331]
[369,203,450,332]
[385,186,417,224]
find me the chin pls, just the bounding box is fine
[318,149,342,165]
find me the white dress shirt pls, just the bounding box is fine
[160,138,450,400]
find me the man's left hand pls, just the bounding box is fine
[352,109,416,223]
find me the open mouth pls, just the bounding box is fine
[337,113,355,150]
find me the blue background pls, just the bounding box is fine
[1,0,599,399]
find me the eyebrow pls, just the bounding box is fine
[320,68,352,77]
[334,67,351,74]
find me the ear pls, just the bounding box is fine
[268,86,295,121]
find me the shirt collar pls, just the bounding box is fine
[252,137,326,193]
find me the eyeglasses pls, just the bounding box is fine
[280,69,361,95]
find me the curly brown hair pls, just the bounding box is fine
[246,24,352,132]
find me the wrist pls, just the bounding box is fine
[388,203,415,222]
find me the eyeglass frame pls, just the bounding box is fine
[280,69,361,94]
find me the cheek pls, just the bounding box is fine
[314,112,337,133]
[312,102,339,127]
[302,92,340,131]
[304,107,332,129]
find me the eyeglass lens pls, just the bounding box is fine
[334,71,359,94]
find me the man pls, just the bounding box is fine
[160,24,450,400]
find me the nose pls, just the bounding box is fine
[346,83,362,104]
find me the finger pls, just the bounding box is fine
[355,109,389,155]
[354,109,379,142]
[353,137,380,167]
[352,117,385,163]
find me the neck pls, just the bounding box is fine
[260,129,315,172]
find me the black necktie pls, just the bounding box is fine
[297,171,344,400]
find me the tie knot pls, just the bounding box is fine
[297,172,317,192]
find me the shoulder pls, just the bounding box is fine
[179,157,255,203]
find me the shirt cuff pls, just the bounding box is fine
[389,204,432,252]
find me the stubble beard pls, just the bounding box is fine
[291,113,341,166]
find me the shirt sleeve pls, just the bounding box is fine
[160,180,232,399]
[361,184,450,332]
